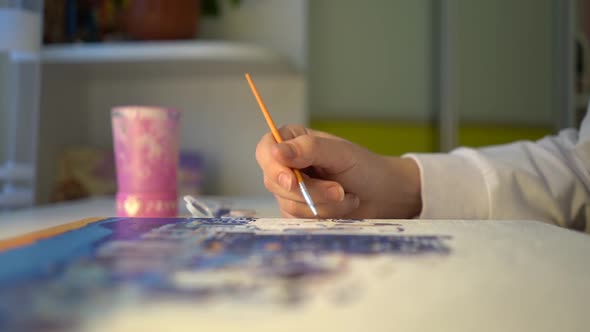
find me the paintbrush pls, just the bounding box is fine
[245,73,318,217]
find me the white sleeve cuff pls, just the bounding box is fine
[403,152,490,220]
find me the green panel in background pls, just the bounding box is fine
[458,124,552,148]
[310,120,436,156]
[310,119,552,156]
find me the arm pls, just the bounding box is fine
[256,118,590,231]
[406,115,590,231]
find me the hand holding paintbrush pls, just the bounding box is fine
[248,73,422,219]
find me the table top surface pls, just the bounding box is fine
[0,195,282,240]
[0,196,589,332]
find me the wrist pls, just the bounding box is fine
[399,157,422,217]
[379,156,422,218]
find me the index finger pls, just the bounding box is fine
[255,131,295,190]
[255,125,308,172]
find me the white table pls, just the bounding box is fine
[1,196,589,332]
[0,195,281,240]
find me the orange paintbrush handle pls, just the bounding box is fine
[245,72,318,216]
[245,73,305,183]
[244,73,283,143]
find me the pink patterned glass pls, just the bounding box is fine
[111,106,180,217]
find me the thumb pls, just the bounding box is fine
[271,134,358,175]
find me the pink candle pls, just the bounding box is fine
[111,106,180,217]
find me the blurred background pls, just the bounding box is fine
[0,0,588,211]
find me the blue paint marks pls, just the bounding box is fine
[205,232,450,255]
[190,217,258,225]
[0,217,452,331]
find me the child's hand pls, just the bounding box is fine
[256,125,422,219]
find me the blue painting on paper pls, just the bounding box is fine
[0,217,452,331]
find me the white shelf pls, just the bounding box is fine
[41,41,285,65]
[0,162,34,181]
[0,187,33,209]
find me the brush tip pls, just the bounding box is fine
[310,204,318,217]
[298,181,318,218]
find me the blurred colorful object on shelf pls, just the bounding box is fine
[52,146,117,202]
[179,150,204,197]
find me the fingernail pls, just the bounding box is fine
[326,186,344,202]
[277,143,296,160]
[278,173,292,191]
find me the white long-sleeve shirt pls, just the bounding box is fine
[406,112,590,233]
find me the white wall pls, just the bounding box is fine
[37,67,89,204]
[456,0,553,125]
[309,0,433,121]
[200,0,308,71]
[308,0,555,126]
